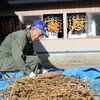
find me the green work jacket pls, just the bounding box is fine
[0,28,40,75]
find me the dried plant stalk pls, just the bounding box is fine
[0,75,98,100]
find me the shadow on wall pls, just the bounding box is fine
[33,40,57,69]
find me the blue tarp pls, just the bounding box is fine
[1,66,100,98]
[0,72,24,90]
[48,66,100,97]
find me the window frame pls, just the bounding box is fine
[67,12,100,39]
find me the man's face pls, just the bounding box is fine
[30,28,44,41]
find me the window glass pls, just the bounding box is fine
[88,13,100,36]
[67,13,86,38]
[43,14,63,39]
[0,16,19,42]
[23,15,42,29]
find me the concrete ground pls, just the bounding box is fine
[38,52,100,69]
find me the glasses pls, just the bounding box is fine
[39,34,44,37]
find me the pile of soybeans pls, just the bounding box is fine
[0,75,98,100]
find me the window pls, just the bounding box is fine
[23,15,42,29]
[43,14,63,39]
[0,16,19,41]
[88,13,100,36]
[67,13,86,38]
[22,14,63,39]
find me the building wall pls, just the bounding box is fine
[0,0,100,52]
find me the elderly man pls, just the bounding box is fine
[0,20,48,78]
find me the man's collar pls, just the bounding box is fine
[24,28,32,42]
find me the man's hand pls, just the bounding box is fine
[29,72,36,78]
[41,67,48,73]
